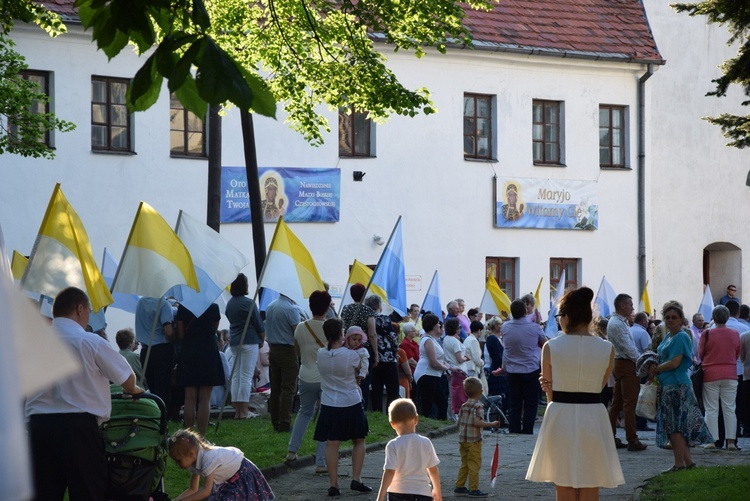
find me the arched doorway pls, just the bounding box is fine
[703,242,742,302]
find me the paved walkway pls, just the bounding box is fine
[265,422,750,500]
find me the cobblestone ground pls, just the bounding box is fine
[264,421,750,500]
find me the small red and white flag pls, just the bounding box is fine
[490,441,500,487]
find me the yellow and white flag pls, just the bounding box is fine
[258,217,324,308]
[534,276,543,308]
[21,184,113,312]
[11,251,27,282]
[479,275,512,318]
[640,280,652,315]
[338,259,388,313]
[111,202,198,298]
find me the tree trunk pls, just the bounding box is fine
[206,104,222,232]
[240,110,266,280]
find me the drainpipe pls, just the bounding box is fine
[637,64,653,297]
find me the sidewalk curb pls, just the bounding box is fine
[261,424,458,480]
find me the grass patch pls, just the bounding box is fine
[640,465,750,501]
[162,411,448,498]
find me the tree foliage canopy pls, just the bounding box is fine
[674,0,750,148]
[73,0,494,145]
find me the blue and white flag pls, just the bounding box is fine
[594,276,616,318]
[698,284,714,322]
[259,287,280,312]
[166,211,250,317]
[420,271,441,317]
[369,217,407,316]
[102,248,140,313]
[545,269,566,338]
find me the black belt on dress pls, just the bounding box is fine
[552,391,601,404]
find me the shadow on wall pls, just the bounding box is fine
[704,242,742,303]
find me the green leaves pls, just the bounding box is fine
[0,37,75,158]
[60,0,496,144]
[675,1,750,148]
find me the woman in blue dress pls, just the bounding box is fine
[649,301,712,473]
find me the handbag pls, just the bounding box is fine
[636,382,658,420]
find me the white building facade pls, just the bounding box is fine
[2,1,744,329]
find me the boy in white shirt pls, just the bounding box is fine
[377,398,442,501]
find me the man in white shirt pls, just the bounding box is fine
[607,294,647,451]
[630,312,651,355]
[25,287,143,501]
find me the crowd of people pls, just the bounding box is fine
[24,278,750,500]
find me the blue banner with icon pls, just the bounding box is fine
[221,167,340,223]
[494,177,598,230]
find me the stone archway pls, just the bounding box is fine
[703,242,742,303]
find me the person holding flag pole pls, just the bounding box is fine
[342,216,407,410]
[216,216,325,431]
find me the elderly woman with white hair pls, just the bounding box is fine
[399,321,420,396]
[699,304,742,450]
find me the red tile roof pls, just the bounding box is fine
[38,0,77,19]
[462,1,663,63]
[39,0,663,64]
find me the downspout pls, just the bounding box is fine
[637,64,654,297]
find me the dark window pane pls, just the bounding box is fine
[187,112,203,132]
[600,147,610,165]
[545,124,558,143]
[464,94,492,159]
[111,104,128,126]
[599,108,609,127]
[92,80,106,102]
[533,103,542,122]
[170,108,184,130]
[532,124,543,140]
[111,127,127,149]
[463,97,475,116]
[338,109,353,156]
[545,104,559,123]
[546,143,558,162]
[92,104,107,123]
[599,128,609,147]
[612,109,622,127]
[170,130,184,153]
[477,98,490,118]
[533,142,542,161]
[477,137,489,157]
[92,125,107,147]
[612,129,621,147]
[477,118,489,135]
[110,82,127,103]
[612,147,622,165]
[187,132,204,154]
[464,136,475,156]
[464,118,474,135]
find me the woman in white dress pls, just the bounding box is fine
[526,287,624,500]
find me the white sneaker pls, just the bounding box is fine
[703,443,716,449]
[727,443,738,451]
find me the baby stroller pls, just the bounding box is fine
[481,394,509,433]
[100,388,169,500]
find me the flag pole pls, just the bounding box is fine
[139,297,163,389]
[362,216,402,304]
[214,217,284,433]
[19,183,61,289]
[109,202,143,295]
[337,259,359,317]
[419,270,438,314]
